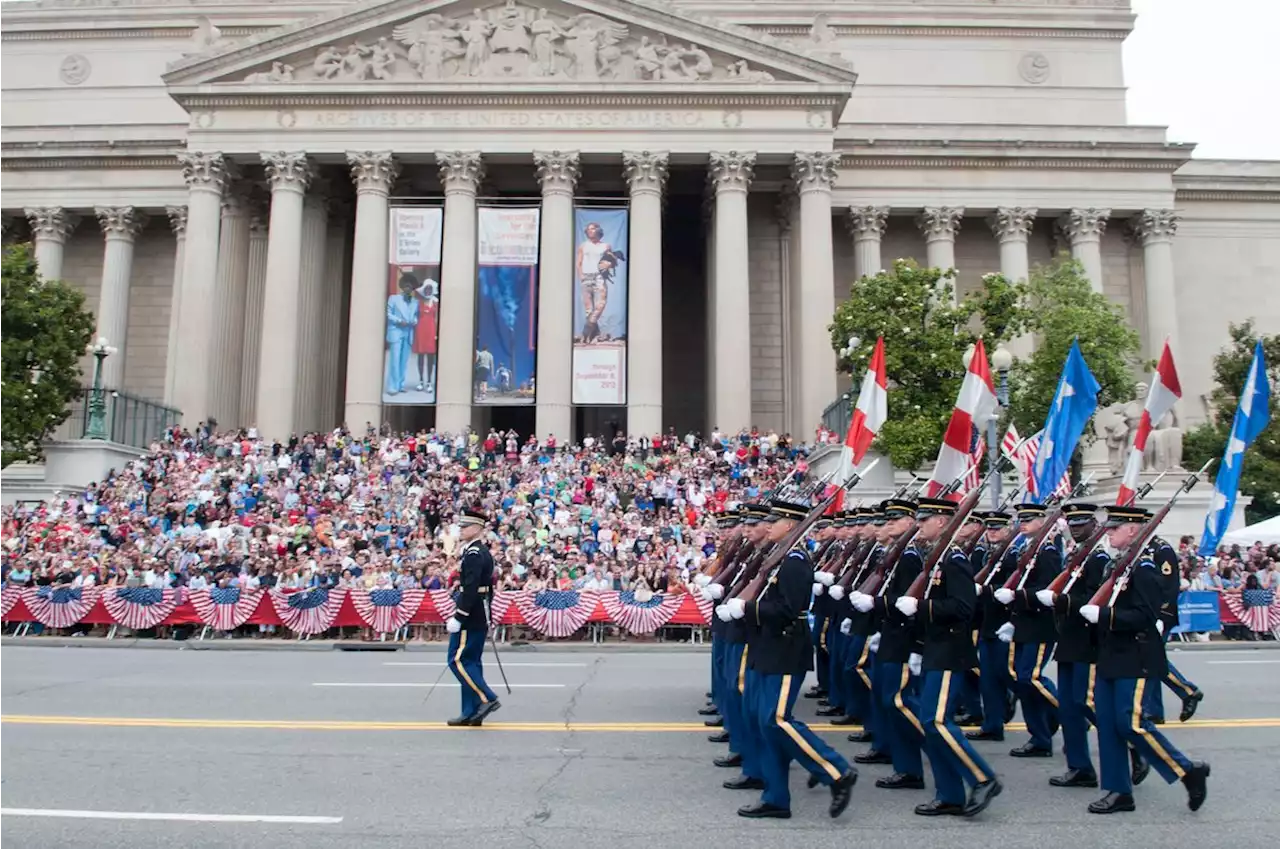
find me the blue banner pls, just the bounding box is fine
[474,206,540,405]
[1171,591,1222,634]
[572,207,629,405]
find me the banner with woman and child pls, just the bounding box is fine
[571,207,629,406]
[383,207,443,405]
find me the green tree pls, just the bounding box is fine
[828,259,1023,471]
[1184,321,1280,524]
[2,243,96,467]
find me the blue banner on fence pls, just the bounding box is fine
[1171,591,1222,634]
[474,206,540,405]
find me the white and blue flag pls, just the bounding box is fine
[1032,340,1101,503]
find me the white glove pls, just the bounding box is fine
[829,585,845,601]
[812,582,824,596]
[1035,589,1055,608]
[715,604,733,622]
[817,570,836,586]
[1156,619,1165,635]
[908,652,923,677]
[446,617,462,634]
[694,573,712,588]
[852,592,874,613]
[700,586,716,602]
[1080,604,1100,624]
[868,632,881,652]
[996,621,1015,643]
[708,583,725,600]
[895,596,919,618]
[994,588,1015,605]
[974,583,983,596]
[840,618,852,635]
[727,598,746,620]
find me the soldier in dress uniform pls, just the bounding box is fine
[1078,506,1210,814]
[994,503,1062,758]
[698,510,742,727]
[807,516,837,707]
[829,511,869,729]
[896,501,1003,816]
[966,510,1020,743]
[845,508,890,751]
[445,508,501,727]
[1142,536,1205,724]
[725,496,857,820]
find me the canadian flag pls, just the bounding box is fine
[832,336,888,512]
[926,339,999,500]
[1116,339,1182,505]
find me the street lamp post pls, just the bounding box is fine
[965,342,1015,509]
[84,337,116,441]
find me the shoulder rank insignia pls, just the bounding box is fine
[1161,561,1174,576]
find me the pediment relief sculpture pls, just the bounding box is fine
[238,1,788,84]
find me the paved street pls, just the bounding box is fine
[3,644,1279,849]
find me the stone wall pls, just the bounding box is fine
[747,194,784,433]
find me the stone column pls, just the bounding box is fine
[435,151,484,435]
[1057,208,1110,293]
[702,193,717,431]
[532,150,580,440]
[917,206,965,299]
[208,193,251,427]
[777,187,800,435]
[794,152,840,434]
[92,206,147,390]
[174,152,228,425]
[1131,209,1180,358]
[623,150,668,436]
[847,205,889,280]
[24,207,78,281]
[319,206,350,430]
[163,206,188,406]
[240,207,270,425]
[990,206,1038,358]
[343,152,399,433]
[709,151,755,434]
[255,152,313,440]
[294,188,330,433]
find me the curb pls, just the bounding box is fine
[0,636,714,653]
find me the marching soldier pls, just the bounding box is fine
[808,516,836,710]
[698,511,742,728]
[830,510,872,729]
[1142,536,1205,724]
[1078,506,1209,814]
[966,510,1019,743]
[840,509,891,751]
[445,508,501,727]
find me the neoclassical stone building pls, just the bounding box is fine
[4,0,1278,442]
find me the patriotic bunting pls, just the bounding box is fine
[2,586,24,618]
[189,587,263,631]
[22,586,101,629]
[352,588,425,633]
[691,592,714,625]
[488,590,514,625]
[600,591,686,635]
[513,590,600,638]
[428,589,459,621]
[103,587,186,631]
[1221,589,1280,634]
[269,587,348,635]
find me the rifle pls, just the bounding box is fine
[855,470,971,597]
[1087,459,1215,607]
[904,464,1002,601]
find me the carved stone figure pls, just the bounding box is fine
[490,0,532,55]
[562,13,628,81]
[1095,403,1129,475]
[661,44,711,81]
[810,13,836,45]
[245,61,294,84]
[461,9,495,76]
[633,35,665,80]
[313,45,344,79]
[529,9,565,76]
[392,14,463,80]
[727,60,773,83]
[368,38,398,80]
[341,43,371,79]
[1122,382,1183,472]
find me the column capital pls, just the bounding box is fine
[165,205,189,238]
[1056,207,1110,243]
[916,206,965,242]
[708,151,756,194]
[792,151,839,195]
[177,151,229,194]
[24,207,79,242]
[347,151,399,195]
[846,205,889,240]
[220,187,255,219]
[1130,209,1178,245]
[261,151,314,194]
[95,206,148,241]
[436,151,485,194]
[622,151,669,196]
[533,150,581,196]
[988,206,1037,242]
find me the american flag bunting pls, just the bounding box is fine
[104,587,186,630]
[513,590,600,638]
[352,588,425,634]
[600,590,686,635]
[22,586,101,629]
[269,587,347,635]
[189,587,263,631]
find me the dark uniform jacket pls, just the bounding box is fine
[921,546,978,671]
[874,546,924,663]
[1097,545,1169,681]
[454,540,494,630]
[843,542,880,638]
[1011,538,1063,644]
[976,539,1021,640]
[1149,537,1181,632]
[715,547,756,644]
[744,548,814,675]
[1053,547,1109,664]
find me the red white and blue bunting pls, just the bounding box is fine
[22,586,101,629]
[269,587,348,636]
[351,588,425,634]
[1,586,24,618]
[103,587,186,630]
[601,591,688,635]
[513,590,600,638]
[189,587,262,631]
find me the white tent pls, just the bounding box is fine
[1220,514,1280,547]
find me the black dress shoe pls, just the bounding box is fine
[1180,690,1205,723]
[831,714,860,726]
[1130,749,1150,786]
[470,700,501,726]
[953,712,982,727]
[965,729,1004,742]
[724,775,766,791]
[964,779,1003,816]
[1004,692,1017,724]
[446,715,474,727]
[705,716,724,727]
[1049,769,1099,788]
[737,802,790,819]
[817,699,832,708]
[708,731,731,743]
[706,691,713,699]
[714,753,743,769]
[1009,742,1053,758]
[1088,792,1136,814]
[698,705,720,716]
[875,773,925,790]
[829,770,858,818]
[807,773,822,789]
[816,705,844,717]
[915,800,966,817]
[804,688,828,700]
[1182,761,1210,811]
[854,749,892,765]
[847,729,874,743]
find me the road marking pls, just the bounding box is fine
[312,682,566,689]
[6,715,1280,732]
[0,808,342,825]
[1207,660,1280,664]
[383,662,587,668]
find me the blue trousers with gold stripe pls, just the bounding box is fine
[1095,676,1192,795]
[842,634,873,723]
[447,626,498,718]
[812,614,831,693]
[1057,661,1097,774]
[977,638,1016,735]
[1014,642,1060,749]
[878,660,924,777]
[723,641,755,773]
[921,669,997,805]
[1143,661,1200,722]
[826,628,848,713]
[750,670,851,810]
[709,634,725,712]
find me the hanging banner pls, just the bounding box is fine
[572,208,629,406]
[475,206,540,405]
[383,207,443,405]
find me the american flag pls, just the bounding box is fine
[189,587,263,631]
[600,590,686,635]
[1002,424,1071,500]
[22,586,101,629]
[352,588,425,634]
[1,586,24,618]
[1223,588,1280,634]
[428,589,460,621]
[269,587,347,636]
[103,587,186,630]
[513,590,599,638]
